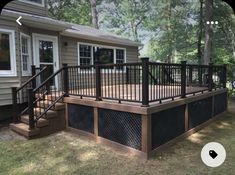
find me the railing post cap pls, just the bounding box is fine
[209,62,213,66]
[181,61,187,64]
[62,63,68,67]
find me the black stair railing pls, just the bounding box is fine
[28,64,68,129]
[12,65,48,123]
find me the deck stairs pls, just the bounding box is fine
[10,66,67,139]
[10,94,66,139]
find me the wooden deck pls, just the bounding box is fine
[66,84,209,105]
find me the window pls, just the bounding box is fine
[79,44,92,66]
[116,49,125,64]
[19,0,44,7]
[78,43,126,68]
[93,47,114,64]
[21,33,31,76]
[0,29,16,76]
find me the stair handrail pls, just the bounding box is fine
[12,66,48,123]
[17,66,47,92]
[33,67,64,93]
[29,65,68,129]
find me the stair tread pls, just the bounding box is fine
[37,101,65,110]
[10,123,40,137]
[21,115,49,127]
[35,93,63,101]
[34,108,57,119]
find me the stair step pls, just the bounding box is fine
[20,115,49,128]
[34,108,57,119]
[37,100,65,111]
[10,123,40,138]
[35,93,64,101]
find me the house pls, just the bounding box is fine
[0,0,141,114]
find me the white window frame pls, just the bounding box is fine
[20,33,32,76]
[19,0,45,7]
[0,29,17,77]
[77,42,126,72]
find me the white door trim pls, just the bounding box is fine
[32,33,59,88]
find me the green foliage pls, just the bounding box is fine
[47,0,235,81]
[99,0,150,42]
[48,0,92,26]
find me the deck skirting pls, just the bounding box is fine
[64,89,228,159]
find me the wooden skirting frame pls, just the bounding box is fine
[64,89,228,159]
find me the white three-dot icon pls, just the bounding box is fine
[207,21,218,25]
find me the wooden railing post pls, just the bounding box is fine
[141,57,149,107]
[31,65,36,89]
[208,63,213,91]
[63,64,69,97]
[95,61,102,101]
[223,64,227,88]
[28,88,35,130]
[12,87,18,123]
[181,61,187,98]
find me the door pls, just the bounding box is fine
[33,33,59,89]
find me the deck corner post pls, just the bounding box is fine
[208,62,213,91]
[12,87,18,123]
[141,57,149,107]
[63,63,69,97]
[141,114,151,158]
[223,64,227,89]
[95,61,102,101]
[31,65,36,89]
[27,88,35,130]
[181,61,187,98]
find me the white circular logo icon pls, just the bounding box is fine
[201,142,226,167]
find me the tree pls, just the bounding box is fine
[89,0,99,28]
[203,0,214,65]
[99,0,150,42]
[197,0,203,64]
[47,0,101,27]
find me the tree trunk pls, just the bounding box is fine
[203,0,213,65]
[89,0,98,29]
[197,0,203,64]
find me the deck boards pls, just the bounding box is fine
[67,84,208,102]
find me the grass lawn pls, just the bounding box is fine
[0,101,234,175]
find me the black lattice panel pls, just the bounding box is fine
[68,104,94,133]
[188,97,212,129]
[213,92,227,116]
[98,109,142,150]
[151,105,185,150]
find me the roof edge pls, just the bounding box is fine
[61,30,143,47]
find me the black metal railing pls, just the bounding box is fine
[65,58,226,106]
[12,58,226,129]
[12,65,48,123]
[28,64,68,129]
